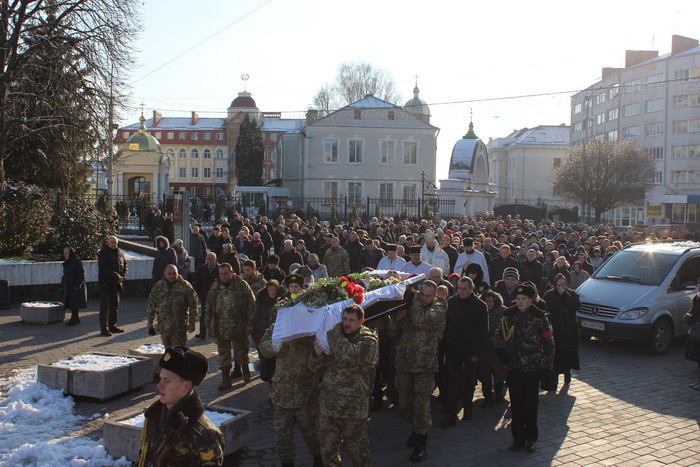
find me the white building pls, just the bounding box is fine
[570,34,700,227]
[279,92,438,205]
[487,125,570,206]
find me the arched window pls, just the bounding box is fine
[166,148,175,158]
[178,148,186,159]
[191,148,199,159]
[215,148,224,159]
[203,148,211,159]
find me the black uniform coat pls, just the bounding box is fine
[62,256,87,310]
[543,287,581,372]
[443,293,489,359]
[97,243,127,293]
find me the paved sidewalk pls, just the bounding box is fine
[1,298,699,466]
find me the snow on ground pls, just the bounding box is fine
[122,251,153,260]
[119,410,237,428]
[134,343,165,354]
[51,354,139,371]
[0,368,130,466]
[21,302,62,308]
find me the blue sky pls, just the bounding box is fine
[124,0,700,180]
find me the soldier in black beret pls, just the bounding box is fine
[493,283,554,454]
[138,347,224,466]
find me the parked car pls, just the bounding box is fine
[576,241,700,354]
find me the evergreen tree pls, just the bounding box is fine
[235,114,264,186]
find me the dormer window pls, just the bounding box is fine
[354,109,361,120]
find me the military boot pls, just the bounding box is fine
[410,433,427,463]
[218,365,232,390]
[231,362,242,379]
[241,363,251,383]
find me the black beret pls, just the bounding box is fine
[284,273,304,287]
[514,284,537,299]
[159,346,208,386]
[408,246,422,254]
[385,244,398,252]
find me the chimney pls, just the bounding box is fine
[601,67,622,79]
[152,110,162,127]
[191,111,198,126]
[306,109,319,125]
[671,35,699,55]
[625,50,658,68]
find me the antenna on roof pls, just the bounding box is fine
[241,74,249,92]
[414,73,418,87]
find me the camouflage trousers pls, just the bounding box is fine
[160,332,187,348]
[273,406,320,463]
[319,414,370,467]
[216,336,249,369]
[396,370,435,435]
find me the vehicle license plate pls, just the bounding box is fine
[581,319,604,331]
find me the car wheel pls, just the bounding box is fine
[647,318,673,355]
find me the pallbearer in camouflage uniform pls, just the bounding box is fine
[205,263,256,389]
[259,325,323,467]
[310,304,379,467]
[138,347,224,466]
[388,280,446,463]
[147,264,199,347]
[494,283,555,453]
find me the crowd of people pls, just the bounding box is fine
[58,211,699,465]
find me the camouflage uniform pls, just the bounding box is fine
[239,271,267,295]
[322,245,350,277]
[259,328,321,463]
[309,326,379,466]
[147,277,199,348]
[388,296,446,435]
[138,391,223,467]
[205,277,256,369]
[494,304,554,444]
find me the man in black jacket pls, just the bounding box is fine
[518,248,544,294]
[441,277,488,425]
[97,236,128,336]
[193,252,219,339]
[343,231,364,273]
[489,244,519,287]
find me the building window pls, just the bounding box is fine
[204,132,211,140]
[608,84,619,100]
[622,126,639,139]
[179,167,186,178]
[607,130,618,141]
[402,184,417,201]
[204,187,212,196]
[203,167,211,178]
[155,132,162,139]
[324,140,338,163]
[672,145,700,158]
[379,182,394,200]
[167,132,174,140]
[573,121,583,132]
[623,103,640,117]
[354,109,361,120]
[673,119,700,133]
[179,132,186,140]
[672,170,700,184]
[607,108,618,121]
[191,167,199,178]
[215,167,224,178]
[215,148,224,159]
[122,131,129,139]
[216,132,224,140]
[191,148,199,158]
[387,110,395,120]
[349,140,363,163]
[179,186,186,192]
[348,182,363,204]
[645,123,664,136]
[192,132,198,141]
[270,133,278,142]
[191,187,197,197]
[645,73,665,87]
[649,171,663,184]
[595,112,606,125]
[573,103,583,114]
[203,148,211,159]
[380,141,395,164]
[646,98,665,113]
[166,148,175,159]
[647,147,663,160]
[323,181,338,200]
[594,93,606,105]
[674,94,700,108]
[623,79,642,93]
[178,148,186,159]
[553,157,562,167]
[403,141,418,165]
[674,68,700,81]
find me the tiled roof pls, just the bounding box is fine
[121,117,225,131]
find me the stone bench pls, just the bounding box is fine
[103,405,252,461]
[20,302,65,324]
[128,344,166,379]
[37,353,152,400]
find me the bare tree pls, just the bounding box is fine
[0,0,140,185]
[311,61,401,113]
[551,139,655,223]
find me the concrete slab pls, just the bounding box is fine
[20,302,64,324]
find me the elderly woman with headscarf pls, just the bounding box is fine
[306,253,328,281]
[62,247,87,326]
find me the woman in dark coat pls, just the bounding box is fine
[543,272,581,387]
[151,236,177,286]
[464,262,491,295]
[251,280,282,383]
[684,276,700,390]
[62,247,87,326]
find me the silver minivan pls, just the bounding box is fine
[576,242,700,354]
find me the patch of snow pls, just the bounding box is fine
[671,241,700,248]
[51,354,139,371]
[119,410,236,428]
[134,344,165,354]
[118,234,150,239]
[0,258,35,264]
[21,302,62,308]
[123,251,153,260]
[0,368,127,466]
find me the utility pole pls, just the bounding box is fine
[106,63,114,201]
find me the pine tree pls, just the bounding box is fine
[235,114,264,186]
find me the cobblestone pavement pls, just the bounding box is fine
[1,297,699,466]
